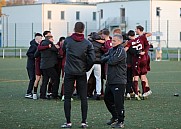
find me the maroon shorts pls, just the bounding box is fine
[35,61,41,76]
[132,60,148,76]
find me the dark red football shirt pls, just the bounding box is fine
[126,34,149,61]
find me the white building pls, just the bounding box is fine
[96,0,181,48]
[1,0,181,48]
[1,3,97,47]
[36,0,111,4]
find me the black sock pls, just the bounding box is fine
[34,87,37,93]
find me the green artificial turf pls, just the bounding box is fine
[0,58,181,129]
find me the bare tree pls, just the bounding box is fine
[0,0,6,15]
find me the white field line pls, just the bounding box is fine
[149,71,181,73]
[0,79,28,83]
[150,82,181,84]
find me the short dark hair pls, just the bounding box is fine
[45,35,53,40]
[43,30,51,37]
[35,33,42,37]
[74,22,85,33]
[102,29,110,36]
[127,30,135,37]
[58,37,65,42]
[136,25,144,32]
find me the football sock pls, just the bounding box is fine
[34,87,37,93]
[133,81,138,95]
[141,81,146,94]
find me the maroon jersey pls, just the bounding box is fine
[101,39,112,53]
[35,43,49,76]
[126,34,149,62]
[126,34,150,76]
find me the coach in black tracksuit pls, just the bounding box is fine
[101,34,127,128]
[40,36,60,99]
[61,22,95,128]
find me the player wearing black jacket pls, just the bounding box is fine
[61,22,95,128]
[39,36,60,99]
[25,33,42,99]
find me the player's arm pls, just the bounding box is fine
[86,42,95,72]
[107,48,126,65]
[38,44,50,51]
[101,51,110,63]
[124,40,130,51]
[144,32,152,37]
[124,46,129,52]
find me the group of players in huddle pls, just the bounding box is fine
[25,22,152,128]
[25,25,152,101]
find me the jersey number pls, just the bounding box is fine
[132,44,142,50]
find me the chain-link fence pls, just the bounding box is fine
[1,21,97,47]
[0,19,181,48]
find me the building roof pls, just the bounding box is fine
[97,0,181,4]
[3,2,96,8]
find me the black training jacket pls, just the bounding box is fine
[63,35,95,75]
[26,39,38,69]
[40,39,58,69]
[101,44,127,84]
[88,38,104,64]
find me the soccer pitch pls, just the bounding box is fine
[0,58,181,129]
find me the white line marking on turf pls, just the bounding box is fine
[0,79,28,83]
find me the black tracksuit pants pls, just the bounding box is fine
[26,67,35,94]
[40,67,60,98]
[104,84,125,123]
[64,73,88,123]
[126,67,134,94]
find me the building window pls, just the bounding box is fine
[156,7,160,17]
[180,8,181,17]
[76,11,80,20]
[120,8,125,23]
[93,12,96,21]
[61,11,65,20]
[100,9,103,19]
[48,11,52,19]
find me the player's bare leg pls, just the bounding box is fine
[133,76,141,100]
[141,75,152,98]
[33,75,41,100]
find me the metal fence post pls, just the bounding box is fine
[67,22,69,36]
[20,48,22,59]
[145,20,147,32]
[166,20,169,60]
[3,49,5,59]
[178,49,180,62]
[85,21,87,37]
[15,23,17,57]
[32,23,34,39]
